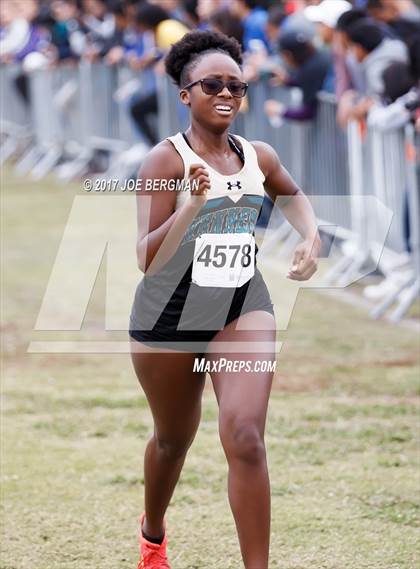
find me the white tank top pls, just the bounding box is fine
[167,132,266,210]
[165,132,267,288]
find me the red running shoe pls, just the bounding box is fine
[137,512,170,569]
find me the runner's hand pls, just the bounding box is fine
[189,163,210,204]
[287,236,321,281]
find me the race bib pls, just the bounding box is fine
[192,233,255,288]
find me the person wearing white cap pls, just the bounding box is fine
[302,0,352,94]
[301,0,351,94]
[305,0,352,44]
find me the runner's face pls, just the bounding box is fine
[180,53,243,131]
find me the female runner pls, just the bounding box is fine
[129,31,321,569]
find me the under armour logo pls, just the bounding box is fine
[227,181,242,191]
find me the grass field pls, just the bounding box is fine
[1,168,419,569]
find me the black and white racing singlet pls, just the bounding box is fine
[129,131,274,349]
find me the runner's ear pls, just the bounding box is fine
[179,89,191,106]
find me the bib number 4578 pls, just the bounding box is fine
[197,243,252,269]
[192,233,255,288]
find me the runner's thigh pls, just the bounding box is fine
[130,340,206,440]
[206,311,276,434]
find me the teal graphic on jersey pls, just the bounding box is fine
[181,205,259,245]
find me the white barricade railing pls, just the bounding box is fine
[0,64,30,131]
[1,62,418,320]
[0,64,31,163]
[369,125,419,320]
[79,61,122,150]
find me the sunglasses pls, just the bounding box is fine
[182,78,249,98]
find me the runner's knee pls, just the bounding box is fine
[154,432,194,461]
[220,421,266,465]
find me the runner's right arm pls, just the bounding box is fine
[135,141,210,275]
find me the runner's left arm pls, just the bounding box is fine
[252,140,321,281]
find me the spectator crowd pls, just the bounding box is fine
[1,0,419,140]
[1,0,419,305]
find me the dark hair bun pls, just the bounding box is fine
[164,30,243,86]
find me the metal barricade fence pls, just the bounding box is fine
[78,61,121,150]
[29,65,78,149]
[401,127,420,317]
[357,121,414,258]
[323,120,382,288]
[153,75,419,320]
[370,125,408,255]
[0,64,30,132]
[410,129,420,277]
[115,64,141,147]
[243,80,296,175]
[20,64,83,178]
[2,62,418,319]
[239,82,352,241]
[368,124,419,321]
[13,62,148,178]
[0,64,31,164]
[304,92,351,233]
[156,73,188,141]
